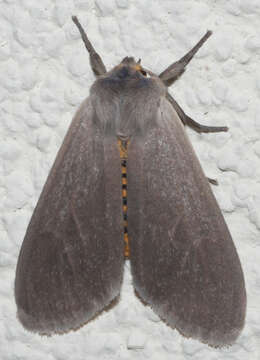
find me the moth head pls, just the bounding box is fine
[109,56,150,80]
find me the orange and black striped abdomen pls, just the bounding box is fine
[118,139,130,258]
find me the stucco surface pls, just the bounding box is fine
[0,1,259,359]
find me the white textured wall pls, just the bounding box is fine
[1,0,259,359]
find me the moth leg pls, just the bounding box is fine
[207,177,218,186]
[159,31,212,87]
[184,116,228,133]
[166,93,228,133]
[72,16,106,76]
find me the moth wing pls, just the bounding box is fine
[127,98,246,347]
[15,99,124,334]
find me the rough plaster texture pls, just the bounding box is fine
[0,0,259,359]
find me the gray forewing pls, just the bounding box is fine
[15,99,124,334]
[127,97,246,347]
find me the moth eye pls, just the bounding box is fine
[140,69,147,77]
[140,69,151,78]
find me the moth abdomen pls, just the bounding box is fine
[118,139,130,258]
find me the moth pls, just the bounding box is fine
[15,16,246,347]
